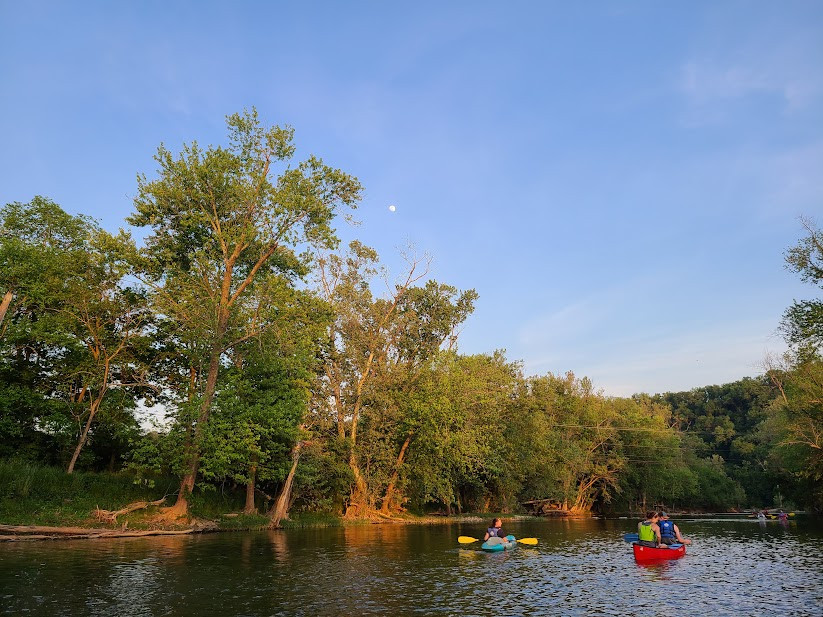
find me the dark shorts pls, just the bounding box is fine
[661,536,677,545]
[636,540,658,547]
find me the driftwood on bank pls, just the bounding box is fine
[94,497,167,524]
[521,498,571,517]
[0,524,197,541]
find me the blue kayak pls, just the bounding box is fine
[481,534,517,552]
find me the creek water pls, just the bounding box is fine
[1,516,821,616]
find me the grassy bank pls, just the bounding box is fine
[0,459,283,530]
[0,460,403,531]
[0,460,536,533]
[0,459,174,527]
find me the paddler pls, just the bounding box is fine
[483,518,506,541]
[657,511,691,545]
[636,511,666,548]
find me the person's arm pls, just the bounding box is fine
[483,532,490,541]
[652,523,664,547]
[673,523,691,544]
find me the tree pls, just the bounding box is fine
[781,216,823,352]
[0,198,150,471]
[400,351,520,514]
[199,283,328,516]
[59,230,152,473]
[766,217,823,511]
[0,197,89,458]
[311,240,478,517]
[313,241,427,517]
[0,197,93,332]
[129,109,361,519]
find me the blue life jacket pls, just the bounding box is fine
[487,527,503,538]
[659,519,675,538]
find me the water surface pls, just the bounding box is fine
[2,516,821,616]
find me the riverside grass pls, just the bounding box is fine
[0,459,265,529]
[0,460,348,531]
[0,459,174,527]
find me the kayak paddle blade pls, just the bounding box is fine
[517,537,538,545]
[458,536,479,544]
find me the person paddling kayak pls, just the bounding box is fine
[636,511,666,548]
[658,511,691,545]
[483,518,506,541]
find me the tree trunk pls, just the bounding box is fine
[164,339,223,520]
[270,442,302,527]
[244,460,258,514]
[380,432,412,514]
[0,289,12,329]
[67,393,104,474]
[345,450,372,518]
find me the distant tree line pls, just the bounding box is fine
[1,110,820,521]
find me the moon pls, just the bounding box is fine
[388,205,396,212]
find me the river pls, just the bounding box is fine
[1,516,821,616]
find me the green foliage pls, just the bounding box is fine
[767,217,823,511]
[127,108,361,512]
[291,439,353,514]
[781,216,823,351]
[0,198,149,472]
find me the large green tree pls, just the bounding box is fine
[0,198,150,471]
[129,109,361,519]
[767,217,823,511]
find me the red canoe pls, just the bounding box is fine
[632,543,686,561]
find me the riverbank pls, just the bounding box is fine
[1,459,541,539]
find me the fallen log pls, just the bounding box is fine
[0,524,197,541]
[94,497,166,524]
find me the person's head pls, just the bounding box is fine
[646,510,658,521]
[491,517,502,528]
[659,511,669,519]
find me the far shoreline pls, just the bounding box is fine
[4,509,800,542]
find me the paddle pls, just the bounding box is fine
[458,536,538,545]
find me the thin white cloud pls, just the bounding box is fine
[523,317,786,397]
[677,33,822,114]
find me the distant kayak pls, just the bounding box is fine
[632,542,686,561]
[481,535,517,552]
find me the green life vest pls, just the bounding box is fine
[638,521,656,542]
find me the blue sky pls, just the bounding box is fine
[1,1,821,395]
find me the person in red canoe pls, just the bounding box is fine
[483,518,506,541]
[636,511,666,548]
[657,511,691,545]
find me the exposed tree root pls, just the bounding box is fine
[155,498,191,523]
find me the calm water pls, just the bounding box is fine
[1,517,821,616]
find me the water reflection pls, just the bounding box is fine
[1,517,821,616]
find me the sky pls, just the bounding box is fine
[1,1,821,396]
